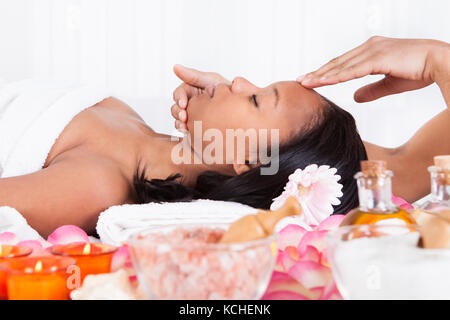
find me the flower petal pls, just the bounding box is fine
[287,261,332,289]
[319,280,342,300]
[0,232,17,245]
[392,195,414,210]
[17,240,43,252]
[300,245,321,263]
[271,164,343,226]
[264,271,314,299]
[277,224,308,250]
[279,248,298,272]
[297,230,328,255]
[261,291,309,300]
[316,215,346,231]
[47,225,89,245]
[111,245,133,272]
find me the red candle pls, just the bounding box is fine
[0,256,76,300]
[0,245,33,299]
[51,243,117,287]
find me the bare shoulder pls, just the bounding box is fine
[50,150,133,205]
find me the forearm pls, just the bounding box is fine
[366,110,450,203]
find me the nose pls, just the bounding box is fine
[231,77,257,94]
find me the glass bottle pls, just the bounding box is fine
[418,155,450,214]
[340,160,416,226]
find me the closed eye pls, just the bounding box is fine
[251,94,258,107]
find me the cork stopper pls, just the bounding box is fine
[220,197,302,244]
[360,160,387,177]
[434,155,450,184]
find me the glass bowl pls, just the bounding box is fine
[128,223,277,300]
[327,224,450,299]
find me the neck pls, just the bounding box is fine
[139,132,235,187]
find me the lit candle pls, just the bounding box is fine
[0,256,76,300]
[51,243,117,285]
[0,245,33,300]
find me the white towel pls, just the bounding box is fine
[0,206,45,243]
[0,79,111,178]
[96,200,258,246]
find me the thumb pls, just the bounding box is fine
[354,76,431,103]
[173,64,220,89]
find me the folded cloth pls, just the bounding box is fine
[96,200,258,246]
[0,79,111,178]
[0,206,45,243]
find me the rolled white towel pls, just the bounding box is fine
[0,206,45,243]
[96,200,258,246]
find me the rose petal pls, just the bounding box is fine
[0,232,17,245]
[264,271,314,299]
[261,291,309,300]
[47,225,89,245]
[277,224,308,250]
[274,249,285,272]
[320,247,329,265]
[297,230,328,255]
[392,195,414,210]
[279,247,298,272]
[111,245,132,272]
[17,240,43,252]
[300,245,321,263]
[316,215,346,231]
[309,287,325,300]
[319,280,342,300]
[287,261,332,289]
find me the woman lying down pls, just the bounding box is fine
[0,77,367,237]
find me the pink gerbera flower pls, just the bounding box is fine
[270,165,343,226]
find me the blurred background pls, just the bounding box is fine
[0,0,449,147]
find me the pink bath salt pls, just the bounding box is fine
[131,226,274,300]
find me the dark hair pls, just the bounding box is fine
[134,97,367,215]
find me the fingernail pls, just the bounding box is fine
[296,74,306,82]
[178,99,186,108]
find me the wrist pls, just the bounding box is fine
[427,41,450,85]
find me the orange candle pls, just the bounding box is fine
[0,256,76,300]
[0,245,33,300]
[51,243,117,286]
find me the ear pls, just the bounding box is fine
[232,162,252,175]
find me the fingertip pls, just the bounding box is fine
[300,73,314,85]
[173,64,184,71]
[178,123,188,134]
[178,98,187,108]
[353,91,368,103]
[179,110,187,122]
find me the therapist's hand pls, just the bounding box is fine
[297,36,448,103]
[171,65,230,131]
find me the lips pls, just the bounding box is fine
[206,85,216,98]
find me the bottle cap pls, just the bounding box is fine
[361,160,387,177]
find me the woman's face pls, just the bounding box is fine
[186,78,324,165]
